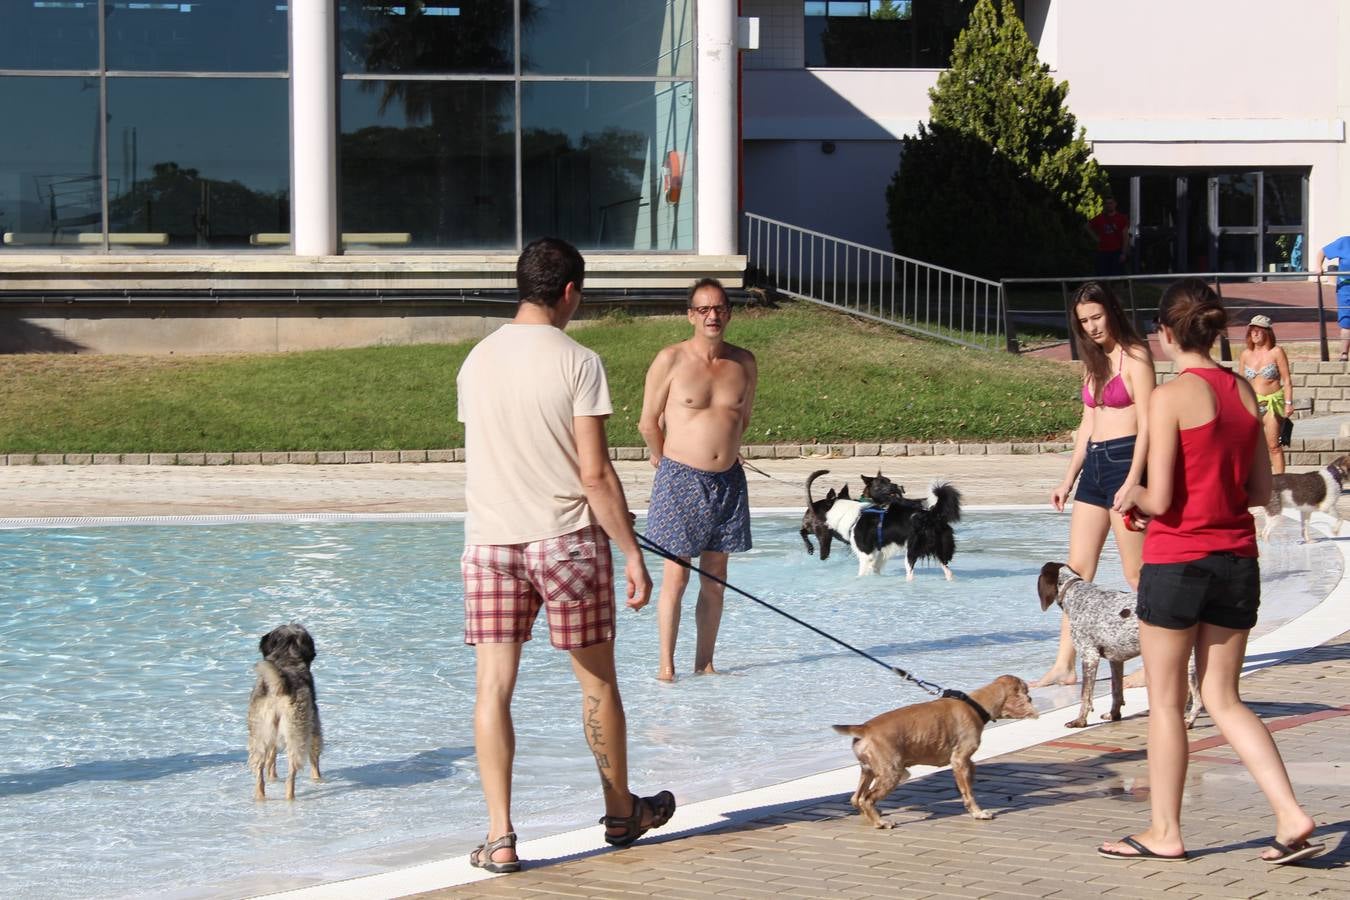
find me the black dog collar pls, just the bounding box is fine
[942,688,992,723]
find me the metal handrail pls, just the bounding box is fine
[1001,269,1338,360]
[743,212,1008,351]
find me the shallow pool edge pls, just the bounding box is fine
[240,507,1350,900]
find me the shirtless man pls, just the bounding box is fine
[638,278,758,682]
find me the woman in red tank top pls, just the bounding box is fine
[1102,279,1323,865]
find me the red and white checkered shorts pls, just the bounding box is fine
[460,524,615,649]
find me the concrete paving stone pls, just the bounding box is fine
[371,450,400,463]
[176,453,205,465]
[287,451,318,464]
[878,443,907,456]
[959,443,988,455]
[828,444,856,458]
[933,443,961,455]
[64,453,92,465]
[232,452,262,465]
[615,446,646,461]
[426,449,455,462]
[774,444,803,458]
[452,448,466,461]
[91,453,120,465]
[345,451,373,463]
[120,453,150,465]
[854,443,880,456]
[316,451,344,464]
[6,454,36,465]
[260,452,288,464]
[148,452,177,465]
[204,452,232,465]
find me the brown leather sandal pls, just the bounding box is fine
[599,790,676,847]
[469,831,520,874]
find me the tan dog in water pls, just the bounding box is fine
[832,675,1038,827]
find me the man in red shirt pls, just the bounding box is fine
[1088,197,1130,276]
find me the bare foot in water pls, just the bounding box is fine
[1033,668,1079,687]
[694,664,724,676]
[656,667,676,683]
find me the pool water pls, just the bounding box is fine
[0,511,1336,898]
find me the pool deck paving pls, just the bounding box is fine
[3,454,1348,899]
[422,630,1350,900]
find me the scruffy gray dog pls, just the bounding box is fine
[1038,563,1201,730]
[247,623,323,800]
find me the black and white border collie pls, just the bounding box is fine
[824,482,963,580]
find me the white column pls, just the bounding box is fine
[696,0,739,256]
[290,0,338,256]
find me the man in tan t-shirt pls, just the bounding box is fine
[638,278,758,682]
[456,238,674,872]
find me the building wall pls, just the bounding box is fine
[744,139,899,248]
[740,0,1350,260]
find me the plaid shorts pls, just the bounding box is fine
[460,524,615,649]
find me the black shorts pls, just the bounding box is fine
[1136,553,1261,631]
[1074,435,1137,509]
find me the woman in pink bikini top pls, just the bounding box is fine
[1035,281,1157,688]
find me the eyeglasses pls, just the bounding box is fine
[691,305,729,318]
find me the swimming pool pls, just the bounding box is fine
[0,511,1337,898]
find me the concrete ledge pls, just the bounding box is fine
[0,253,747,292]
[2,442,1086,465]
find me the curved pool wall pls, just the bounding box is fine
[0,509,1339,899]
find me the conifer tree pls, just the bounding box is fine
[886,0,1105,278]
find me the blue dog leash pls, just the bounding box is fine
[636,530,984,708]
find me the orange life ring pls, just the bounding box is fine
[663,150,683,204]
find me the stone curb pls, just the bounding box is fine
[13,438,1350,467]
[2,443,1080,466]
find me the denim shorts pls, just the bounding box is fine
[1074,434,1137,509]
[1136,553,1261,631]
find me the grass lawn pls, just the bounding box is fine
[0,301,1082,453]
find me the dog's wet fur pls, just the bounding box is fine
[1260,454,1350,542]
[801,469,849,559]
[832,675,1038,827]
[247,623,323,800]
[1038,563,1202,729]
[824,482,963,579]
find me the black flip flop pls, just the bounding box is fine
[1098,835,1189,862]
[1264,838,1326,866]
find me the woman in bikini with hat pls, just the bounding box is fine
[1238,314,1293,474]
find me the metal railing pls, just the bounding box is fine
[743,213,1007,351]
[1001,270,1338,360]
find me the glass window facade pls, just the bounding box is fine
[339,0,695,251]
[107,79,290,248]
[1107,168,1308,274]
[804,0,988,69]
[0,0,289,252]
[339,1,515,75]
[1,0,696,254]
[105,1,288,73]
[522,81,694,251]
[340,81,516,249]
[0,0,98,71]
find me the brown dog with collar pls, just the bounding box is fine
[832,675,1038,828]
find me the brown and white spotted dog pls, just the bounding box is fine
[1260,454,1350,543]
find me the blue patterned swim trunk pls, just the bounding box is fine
[645,457,753,557]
